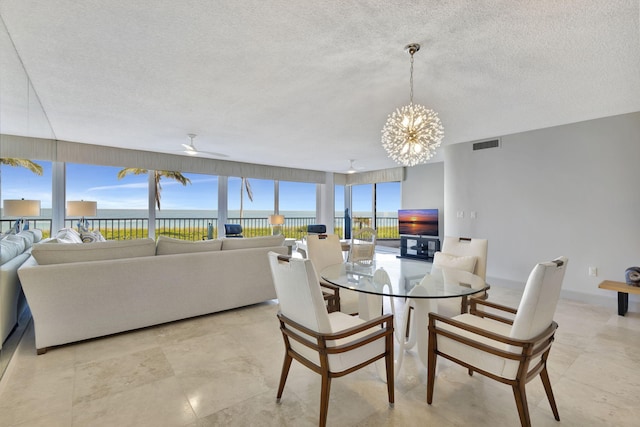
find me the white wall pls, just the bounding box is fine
[401,162,445,239]
[443,112,640,308]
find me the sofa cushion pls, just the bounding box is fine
[156,236,223,255]
[221,235,285,250]
[55,228,83,243]
[31,238,156,265]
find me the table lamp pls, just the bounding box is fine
[67,200,97,232]
[268,214,285,236]
[2,199,41,234]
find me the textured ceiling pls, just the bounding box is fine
[1,0,639,173]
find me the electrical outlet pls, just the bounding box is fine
[588,266,598,277]
[471,211,477,219]
[457,211,464,219]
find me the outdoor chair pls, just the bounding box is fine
[224,223,243,238]
[427,257,568,427]
[267,252,394,427]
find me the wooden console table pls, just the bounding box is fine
[598,280,640,316]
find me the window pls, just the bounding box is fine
[279,181,316,239]
[1,159,52,237]
[228,177,274,237]
[375,181,401,238]
[66,163,148,239]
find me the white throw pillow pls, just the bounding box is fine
[432,252,477,274]
[0,238,23,264]
[55,228,83,243]
[156,236,223,255]
[4,234,26,254]
[80,230,106,243]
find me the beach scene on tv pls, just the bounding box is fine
[398,209,438,236]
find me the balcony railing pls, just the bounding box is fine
[2,216,400,241]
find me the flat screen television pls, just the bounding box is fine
[398,209,438,236]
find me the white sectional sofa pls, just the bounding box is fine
[18,234,288,354]
[1,229,43,348]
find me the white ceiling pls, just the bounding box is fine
[1,1,639,173]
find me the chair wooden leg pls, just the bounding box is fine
[512,381,531,427]
[276,353,293,401]
[540,367,560,421]
[320,373,332,427]
[426,327,437,404]
[386,335,395,407]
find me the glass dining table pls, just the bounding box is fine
[320,253,488,372]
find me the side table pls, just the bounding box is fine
[598,280,640,316]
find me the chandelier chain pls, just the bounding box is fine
[409,52,414,104]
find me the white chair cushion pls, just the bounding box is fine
[289,311,385,373]
[432,252,477,273]
[436,313,520,379]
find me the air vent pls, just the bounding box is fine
[473,139,501,151]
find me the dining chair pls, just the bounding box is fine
[349,227,377,265]
[431,236,488,316]
[427,257,568,427]
[268,252,394,427]
[306,234,359,315]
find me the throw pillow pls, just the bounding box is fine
[0,238,23,265]
[55,228,83,243]
[80,230,106,243]
[156,236,223,255]
[432,252,477,274]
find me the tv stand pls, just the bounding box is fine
[399,236,440,262]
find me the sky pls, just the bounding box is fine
[1,161,401,214]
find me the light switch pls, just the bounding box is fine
[471,211,477,219]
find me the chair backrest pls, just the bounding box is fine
[440,236,488,280]
[224,224,243,237]
[306,234,344,276]
[307,224,326,235]
[350,227,376,265]
[268,252,332,334]
[510,257,568,340]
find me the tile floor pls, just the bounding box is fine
[0,285,639,426]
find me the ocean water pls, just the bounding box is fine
[11,208,397,219]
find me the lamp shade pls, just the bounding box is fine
[3,199,41,217]
[269,214,285,225]
[67,200,97,217]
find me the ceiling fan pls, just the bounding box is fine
[181,134,228,157]
[347,159,364,174]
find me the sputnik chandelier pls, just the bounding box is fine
[381,43,444,167]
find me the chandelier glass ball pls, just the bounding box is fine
[381,102,444,167]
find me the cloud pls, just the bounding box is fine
[87,182,148,191]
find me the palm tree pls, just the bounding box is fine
[239,177,254,224]
[117,168,191,210]
[0,158,43,175]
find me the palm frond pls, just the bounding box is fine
[0,158,44,175]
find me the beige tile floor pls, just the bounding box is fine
[1,286,639,427]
